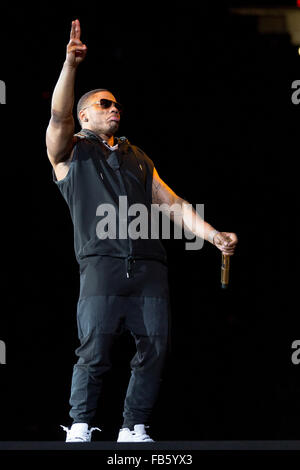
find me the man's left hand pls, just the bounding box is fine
[213,232,238,256]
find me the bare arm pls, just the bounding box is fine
[46,19,87,169]
[152,167,238,255]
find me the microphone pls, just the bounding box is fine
[221,253,230,289]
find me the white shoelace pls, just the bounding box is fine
[132,426,153,441]
[60,425,101,441]
[132,432,153,441]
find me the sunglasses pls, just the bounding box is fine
[83,98,123,113]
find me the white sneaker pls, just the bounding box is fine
[60,423,101,442]
[117,424,154,442]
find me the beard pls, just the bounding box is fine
[107,120,120,135]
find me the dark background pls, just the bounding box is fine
[0,1,299,441]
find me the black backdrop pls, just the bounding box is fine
[0,1,299,441]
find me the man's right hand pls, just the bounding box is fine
[66,19,87,68]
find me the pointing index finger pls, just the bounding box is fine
[74,19,81,40]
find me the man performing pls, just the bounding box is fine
[46,19,238,443]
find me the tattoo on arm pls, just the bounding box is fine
[152,179,162,204]
[152,167,179,207]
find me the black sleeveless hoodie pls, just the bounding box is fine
[52,129,167,266]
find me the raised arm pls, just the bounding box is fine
[46,19,87,175]
[152,167,238,255]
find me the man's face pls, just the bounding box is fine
[80,91,121,135]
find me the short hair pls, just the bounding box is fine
[77,88,109,125]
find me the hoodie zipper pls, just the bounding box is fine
[91,134,135,279]
[114,149,135,279]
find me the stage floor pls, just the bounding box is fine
[0,440,300,451]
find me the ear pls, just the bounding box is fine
[79,109,88,122]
